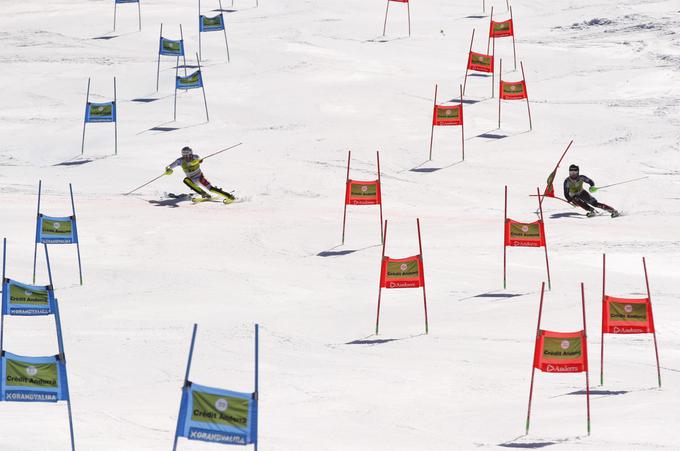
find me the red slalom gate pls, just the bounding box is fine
[503,186,551,289]
[498,59,532,130]
[375,219,428,335]
[463,29,495,98]
[382,0,410,37]
[526,282,591,435]
[341,151,384,245]
[600,254,661,387]
[428,84,465,161]
[487,6,517,70]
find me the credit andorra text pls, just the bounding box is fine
[189,429,245,444]
[5,391,57,402]
[544,349,581,358]
[10,295,47,305]
[387,270,418,278]
[611,313,646,321]
[193,408,247,425]
[6,374,57,387]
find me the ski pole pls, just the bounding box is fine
[123,173,168,196]
[200,142,242,161]
[589,176,649,193]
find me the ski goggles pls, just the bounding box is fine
[569,170,579,175]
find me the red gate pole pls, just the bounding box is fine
[341,151,351,245]
[503,185,508,288]
[498,59,503,129]
[643,257,662,387]
[429,84,438,160]
[521,61,532,130]
[382,0,390,36]
[525,281,545,435]
[417,218,428,334]
[377,151,384,244]
[487,7,494,53]
[463,29,475,95]
[582,282,591,435]
[459,84,465,161]
[537,187,551,290]
[600,253,606,385]
[510,6,517,70]
[375,220,388,334]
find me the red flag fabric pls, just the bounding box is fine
[504,219,546,247]
[467,51,494,73]
[489,19,514,38]
[389,0,409,2]
[544,168,557,197]
[345,179,381,205]
[533,330,588,373]
[500,80,527,100]
[380,255,424,289]
[603,296,655,334]
[432,104,463,126]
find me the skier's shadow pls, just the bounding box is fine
[549,212,583,219]
[147,197,191,208]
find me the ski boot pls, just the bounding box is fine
[586,210,597,218]
[610,210,620,218]
[209,187,236,204]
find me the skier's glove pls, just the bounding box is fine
[164,167,173,175]
[589,186,598,193]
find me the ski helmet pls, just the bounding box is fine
[569,164,579,173]
[181,146,192,157]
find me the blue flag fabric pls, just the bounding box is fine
[2,279,55,316]
[1,352,69,402]
[199,14,225,32]
[176,70,204,90]
[36,214,78,244]
[85,101,116,123]
[160,37,185,56]
[176,382,257,445]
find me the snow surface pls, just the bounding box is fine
[0,0,679,449]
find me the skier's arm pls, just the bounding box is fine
[167,158,182,169]
[580,175,595,187]
[563,178,572,201]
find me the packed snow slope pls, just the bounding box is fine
[1,0,679,449]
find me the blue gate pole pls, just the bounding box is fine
[33,180,42,283]
[173,323,198,451]
[70,184,83,285]
[254,323,259,451]
[1,238,7,351]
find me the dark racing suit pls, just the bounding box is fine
[563,175,615,213]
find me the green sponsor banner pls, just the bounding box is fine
[610,302,647,322]
[192,391,250,428]
[6,359,58,388]
[350,183,376,197]
[89,104,112,117]
[509,222,539,239]
[179,73,200,86]
[494,21,511,32]
[202,16,222,27]
[42,219,72,235]
[543,337,582,360]
[503,82,524,95]
[163,40,181,52]
[9,284,48,306]
[386,259,419,280]
[437,106,460,119]
[471,54,491,67]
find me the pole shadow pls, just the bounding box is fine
[317,244,381,257]
[458,290,529,302]
[409,160,464,173]
[345,333,426,345]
